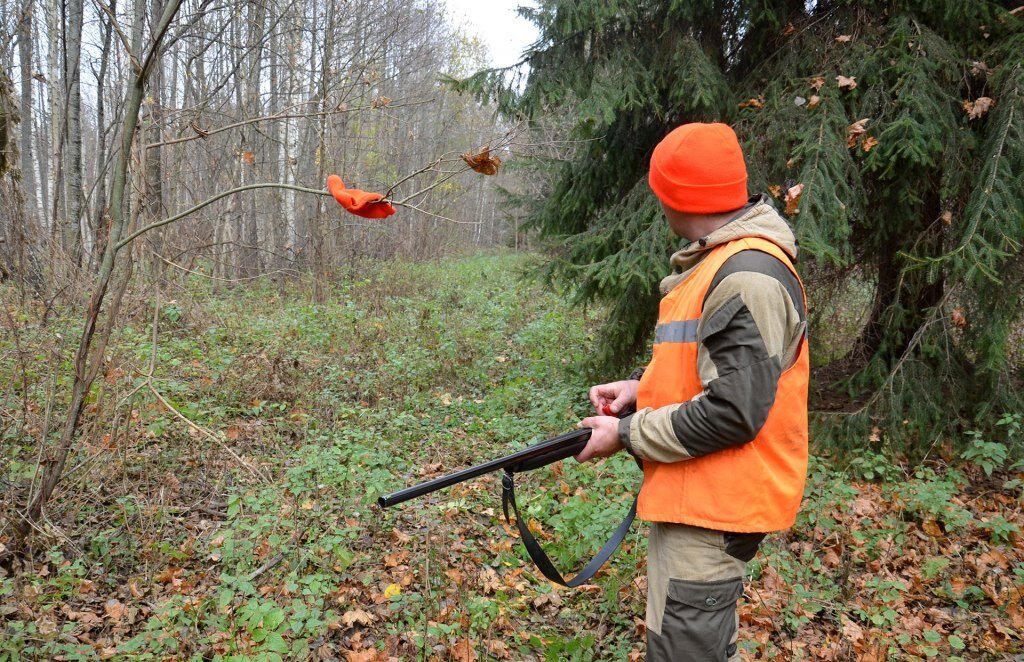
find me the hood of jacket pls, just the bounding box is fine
[659,194,798,295]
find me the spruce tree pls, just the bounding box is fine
[455,1,1024,451]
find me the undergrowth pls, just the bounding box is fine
[1,252,1021,660]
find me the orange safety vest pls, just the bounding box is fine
[635,236,809,532]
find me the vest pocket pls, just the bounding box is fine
[656,577,743,661]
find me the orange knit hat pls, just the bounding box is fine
[648,123,748,214]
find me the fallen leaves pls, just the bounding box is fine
[738,96,765,109]
[461,147,502,175]
[341,608,375,627]
[836,75,857,90]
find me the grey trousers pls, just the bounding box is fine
[645,522,764,661]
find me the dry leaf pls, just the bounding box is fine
[341,609,375,627]
[345,650,387,662]
[836,75,858,90]
[964,96,995,120]
[861,135,879,152]
[768,184,783,198]
[807,94,821,109]
[784,183,804,216]
[104,599,127,622]
[841,614,865,643]
[941,210,953,226]
[846,118,870,147]
[451,639,477,662]
[461,147,502,175]
[951,308,967,328]
[835,34,853,43]
[241,151,255,165]
[370,95,391,109]
[783,22,796,37]
[809,76,826,90]
[738,96,765,109]
[485,639,511,659]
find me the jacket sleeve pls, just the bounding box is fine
[618,251,806,463]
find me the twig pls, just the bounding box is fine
[146,382,271,484]
[147,98,435,150]
[248,551,285,581]
[116,183,332,249]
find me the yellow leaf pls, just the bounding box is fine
[383,583,401,599]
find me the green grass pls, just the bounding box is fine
[1,252,1021,660]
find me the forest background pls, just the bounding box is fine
[1,0,1023,659]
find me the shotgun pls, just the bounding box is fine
[378,427,638,587]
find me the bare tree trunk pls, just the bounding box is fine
[17,0,185,547]
[91,0,115,271]
[62,0,84,265]
[17,0,37,239]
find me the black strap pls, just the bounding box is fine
[501,469,637,587]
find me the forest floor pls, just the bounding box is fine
[1,253,1023,660]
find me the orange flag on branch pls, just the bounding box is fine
[326,175,396,219]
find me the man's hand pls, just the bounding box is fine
[589,379,640,416]
[574,416,624,463]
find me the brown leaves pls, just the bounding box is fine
[845,118,878,152]
[451,639,477,662]
[836,75,858,91]
[807,95,821,109]
[846,118,870,147]
[341,609,375,627]
[784,183,804,216]
[461,147,502,176]
[738,96,765,109]
[370,95,391,109]
[809,76,826,90]
[964,97,995,120]
[835,34,853,43]
[241,151,255,165]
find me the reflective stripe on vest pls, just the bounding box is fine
[635,237,809,533]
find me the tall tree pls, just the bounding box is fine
[458,0,1024,449]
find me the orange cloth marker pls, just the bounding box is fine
[326,174,396,219]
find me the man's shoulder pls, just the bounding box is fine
[704,249,805,321]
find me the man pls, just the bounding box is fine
[574,122,809,660]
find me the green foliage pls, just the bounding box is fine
[2,256,1021,659]
[456,0,1024,448]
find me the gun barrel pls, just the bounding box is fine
[377,428,591,508]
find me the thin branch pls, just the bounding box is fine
[147,98,435,150]
[147,382,271,484]
[116,183,331,249]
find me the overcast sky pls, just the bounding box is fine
[443,0,541,68]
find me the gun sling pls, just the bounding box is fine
[501,468,637,587]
